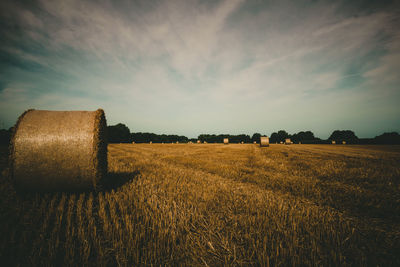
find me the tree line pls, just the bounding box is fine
[268,130,359,144]
[105,124,400,145]
[0,124,399,145]
[107,124,188,143]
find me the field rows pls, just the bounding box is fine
[0,144,399,266]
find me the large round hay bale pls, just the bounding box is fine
[260,136,269,147]
[223,138,229,144]
[10,109,107,192]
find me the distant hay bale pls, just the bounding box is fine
[260,136,269,147]
[132,141,135,144]
[204,141,207,144]
[10,109,107,192]
[342,141,346,144]
[280,141,283,144]
[332,140,336,144]
[150,141,152,144]
[253,141,256,144]
[299,141,301,144]
[285,138,291,145]
[223,138,229,144]
[197,140,201,144]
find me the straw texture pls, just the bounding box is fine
[10,109,107,192]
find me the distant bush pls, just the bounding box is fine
[107,123,131,143]
[131,132,188,143]
[0,128,11,145]
[374,132,400,144]
[198,134,251,143]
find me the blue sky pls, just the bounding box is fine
[0,0,399,138]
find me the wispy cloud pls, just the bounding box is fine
[0,0,399,137]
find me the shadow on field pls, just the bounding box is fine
[103,170,140,191]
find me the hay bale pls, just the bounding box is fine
[150,141,152,144]
[332,140,336,144]
[253,141,256,144]
[260,136,269,147]
[197,140,200,144]
[132,141,135,144]
[285,138,291,145]
[223,138,229,144]
[342,141,346,144]
[10,109,107,192]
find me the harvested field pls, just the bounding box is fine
[0,144,399,266]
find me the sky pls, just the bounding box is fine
[0,0,399,139]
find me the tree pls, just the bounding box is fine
[328,130,358,143]
[251,133,261,143]
[198,134,251,143]
[277,130,289,142]
[270,132,278,143]
[131,132,189,143]
[107,123,131,143]
[292,131,315,143]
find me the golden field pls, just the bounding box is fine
[0,143,399,266]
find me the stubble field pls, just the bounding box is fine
[0,143,399,266]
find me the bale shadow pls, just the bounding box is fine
[8,170,140,196]
[102,170,140,192]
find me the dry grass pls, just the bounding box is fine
[0,144,400,266]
